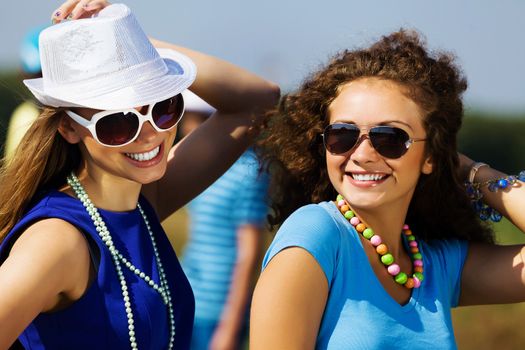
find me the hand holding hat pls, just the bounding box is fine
[52,0,110,23]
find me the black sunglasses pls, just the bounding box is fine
[322,123,426,159]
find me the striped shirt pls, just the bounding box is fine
[182,149,269,321]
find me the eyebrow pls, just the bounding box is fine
[331,118,415,131]
[379,120,414,131]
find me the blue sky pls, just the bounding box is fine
[1,0,524,113]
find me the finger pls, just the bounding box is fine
[83,0,111,12]
[76,0,111,19]
[51,0,80,24]
[70,0,93,20]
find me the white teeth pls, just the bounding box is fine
[125,146,160,162]
[352,173,386,181]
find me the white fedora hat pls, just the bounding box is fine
[24,3,196,110]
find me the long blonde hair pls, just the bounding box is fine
[0,107,81,242]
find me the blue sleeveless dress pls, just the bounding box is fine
[0,190,194,349]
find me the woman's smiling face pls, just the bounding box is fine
[65,104,177,186]
[326,78,433,214]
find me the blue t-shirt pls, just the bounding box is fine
[183,149,269,322]
[263,201,468,349]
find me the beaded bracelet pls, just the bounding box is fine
[464,170,525,222]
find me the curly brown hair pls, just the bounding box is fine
[257,29,493,243]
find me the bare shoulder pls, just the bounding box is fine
[255,246,328,315]
[0,218,93,343]
[251,247,328,349]
[262,246,328,287]
[6,218,92,302]
[12,218,90,258]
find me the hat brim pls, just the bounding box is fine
[23,47,196,110]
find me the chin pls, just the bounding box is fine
[341,191,385,209]
[139,176,161,185]
[135,167,167,185]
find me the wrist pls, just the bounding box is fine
[468,162,489,183]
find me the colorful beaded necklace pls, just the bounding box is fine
[67,173,175,349]
[335,194,424,289]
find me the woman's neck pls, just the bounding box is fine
[66,168,142,212]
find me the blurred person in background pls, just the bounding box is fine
[4,25,46,160]
[0,2,278,349]
[180,90,269,350]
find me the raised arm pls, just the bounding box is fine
[151,40,280,116]
[458,154,525,305]
[148,40,279,220]
[460,155,525,231]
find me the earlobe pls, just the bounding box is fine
[421,156,433,175]
[57,114,82,144]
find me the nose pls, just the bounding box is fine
[349,133,381,163]
[135,121,158,143]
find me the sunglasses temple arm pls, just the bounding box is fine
[65,110,92,128]
[405,138,426,148]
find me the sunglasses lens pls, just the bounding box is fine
[96,112,139,146]
[152,94,185,130]
[369,126,409,159]
[324,124,360,154]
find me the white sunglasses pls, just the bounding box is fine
[65,94,185,147]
